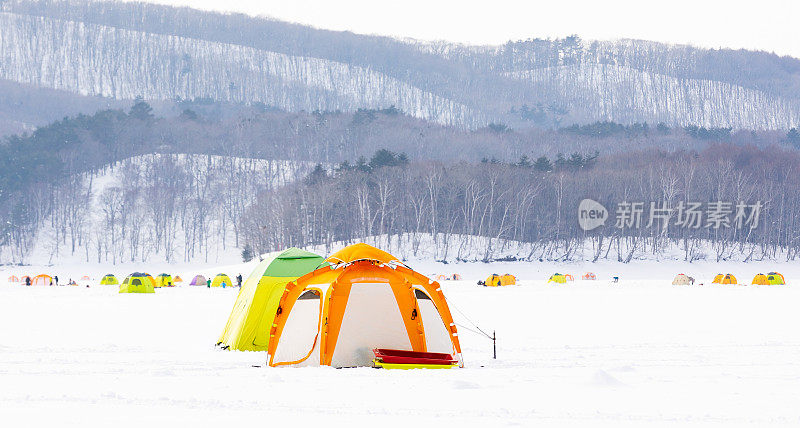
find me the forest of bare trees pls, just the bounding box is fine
[241,145,800,264]
[1,101,799,265]
[0,154,311,264]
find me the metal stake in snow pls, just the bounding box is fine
[493,331,496,360]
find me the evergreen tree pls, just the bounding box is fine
[303,163,328,185]
[533,156,552,172]
[129,97,154,121]
[788,128,800,148]
[241,244,254,262]
[516,155,533,168]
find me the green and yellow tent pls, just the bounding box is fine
[154,273,173,288]
[211,274,232,288]
[548,273,567,284]
[119,273,155,293]
[766,272,786,285]
[217,248,325,351]
[99,274,119,285]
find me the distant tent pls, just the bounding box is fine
[80,275,91,281]
[751,274,769,285]
[582,272,597,280]
[99,274,119,285]
[142,274,157,289]
[217,247,326,351]
[766,272,786,285]
[212,274,232,288]
[8,275,19,283]
[564,274,575,281]
[189,275,207,286]
[174,276,183,283]
[500,274,516,286]
[672,274,691,285]
[548,273,566,284]
[720,274,737,285]
[484,274,502,287]
[434,274,447,282]
[712,274,724,284]
[119,273,155,294]
[32,274,53,286]
[154,273,173,288]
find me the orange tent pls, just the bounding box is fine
[581,272,597,280]
[8,275,19,283]
[80,275,91,281]
[564,274,575,281]
[500,274,516,286]
[32,274,53,286]
[174,276,183,283]
[267,243,462,368]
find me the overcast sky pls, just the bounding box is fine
[133,0,800,58]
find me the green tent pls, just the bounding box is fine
[217,248,326,351]
[119,272,155,294]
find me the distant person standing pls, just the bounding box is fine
[236,274,242,287]
[25,276,31,286]
[207,278,211,288]
[54,275,59,286]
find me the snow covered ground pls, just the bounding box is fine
[2,257,800,426]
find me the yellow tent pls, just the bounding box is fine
[99,274,119,285]
[154,273,173,288]
[264,243,462,368]
[119,273,155,293]
[752,273,769,285]
[766,272,786,285]
[712,274,724,284]
[217,248,326,351]
[211,274,232,288]
[548,273,566,284]
[720,274,737,285]
[174,276,183,283]
[500,274,516,286]
[484,274,502,287]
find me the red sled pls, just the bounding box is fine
[372,348,458,369]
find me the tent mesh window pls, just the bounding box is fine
[414,289,432,300]
[297,290,321,300]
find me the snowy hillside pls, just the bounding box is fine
[0,11,483,128]
[1,1,800,129]
[508,64,800,129]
